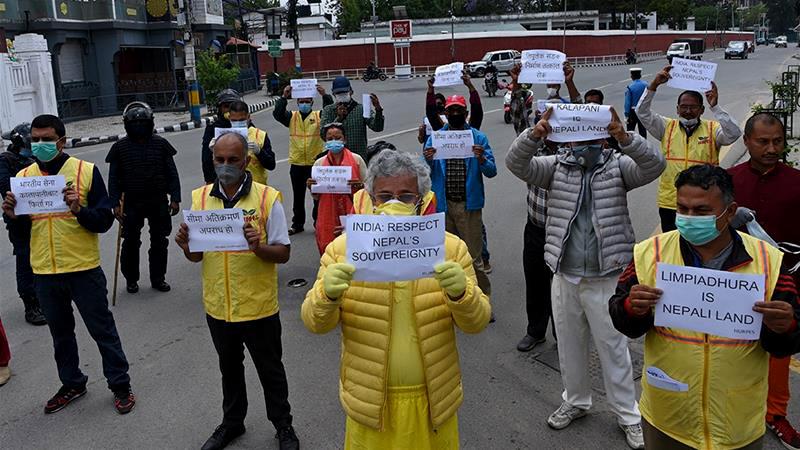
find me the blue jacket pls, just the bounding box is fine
[425,124,497,212]
[624,79,648,116]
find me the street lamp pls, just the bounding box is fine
[371,0,378,66]
[561,0,567,52]
[450,0,455,62]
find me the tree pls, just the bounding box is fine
[196,50,241,108]
[648,0,690,29]
[765,0,797,35]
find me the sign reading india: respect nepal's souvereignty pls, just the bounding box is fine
[654,263,764,340]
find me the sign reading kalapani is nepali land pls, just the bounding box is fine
[519,50,566,84]
[10,175,68,215]
[184,209,249,253]
[654,263,764,340]
[346,213,446,282]
[545,103,612,143]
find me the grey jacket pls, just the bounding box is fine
[505,131,666,274]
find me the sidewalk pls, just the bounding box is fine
[63,89,277,148]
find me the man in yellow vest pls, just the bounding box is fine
[637,65,742,232]
[609,164,800,449]
[273,83,332,235]
[175,133,299,450]
[1,114,135,415]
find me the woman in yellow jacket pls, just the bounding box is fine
[302,150,492,449]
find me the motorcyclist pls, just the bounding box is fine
[625,48,637,65]
[0,123,47,325]
[484,61,499,95]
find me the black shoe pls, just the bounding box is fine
[517,334,546,352]
[275,426,300,450]
[151,281,171,292]
[489,312,496,323]
[44,385,87,414]
[24,305,47,326]
[288,227,304,236]
[126,283,139,294]
[113,387,136,414]
[201,424,246,450]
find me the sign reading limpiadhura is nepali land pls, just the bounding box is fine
[10,175,68,215]
[346,213,446,282]
[546,103,612,143]
[184,209,249,253]
[654,263,765,340]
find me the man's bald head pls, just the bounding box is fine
[215,132,248,159]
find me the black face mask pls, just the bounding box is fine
[125,122,153,139]
[448,114,466,128]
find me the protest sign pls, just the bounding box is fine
[362,93,372,118]
[433,62,464,87]
[290,78,318,99]
[654,263,764,340]
[536,99,548,113]
[519,50,566,84]
[431,129,475,160]
[667,58,717,92]
[545,103,612,143]
[10,175,68,215]
[311,166,352,194]
[184,209,249,253]
[347,212,446,282]
[214,127,249,141]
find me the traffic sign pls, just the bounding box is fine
[269,50,283,58]
[268,39,281,51]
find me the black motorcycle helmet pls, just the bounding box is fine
[1,122,32,154]
[123,101,155,138]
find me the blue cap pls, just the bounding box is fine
[331,76,351,94]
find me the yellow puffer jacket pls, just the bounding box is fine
[302,232,491,430]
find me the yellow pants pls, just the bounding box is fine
[344,385,459,450]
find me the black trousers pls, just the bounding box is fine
[659,207,677,232]
[7,221,35,300]
[206,313,293,430]
[289,164,312,230]
[35,267,130,391]
[523,220,554,339]
[121,196,172,285]
[627,111,647,138]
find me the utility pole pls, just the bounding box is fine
[179,0,201,121]
[633,0,637,52]
[450,0,455,62]
[371,0,378,66]
[287,0,301,72]
[561,0,568,52]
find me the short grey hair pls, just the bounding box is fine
[365,150,432,197]
[215,132,248,158]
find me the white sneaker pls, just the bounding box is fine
[547,401,588,430]
[619,423,645,449]
[0,366,10,386]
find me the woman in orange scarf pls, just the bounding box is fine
[309,123,367,254]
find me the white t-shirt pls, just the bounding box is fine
[267,200,290,246]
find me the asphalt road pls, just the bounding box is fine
[1,46,799,449]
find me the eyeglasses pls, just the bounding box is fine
[678,105,702,112]
[373,193,420,204]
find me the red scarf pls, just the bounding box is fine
[316,148,361,254]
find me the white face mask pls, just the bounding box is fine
[679,117,699,128]
[230,120,248,129]
[547,88,558,97]
[335,93,351,103]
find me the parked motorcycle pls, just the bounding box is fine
[362,67,387,82]
[484,73,498,97]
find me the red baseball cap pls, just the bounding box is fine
[444,95,467,109]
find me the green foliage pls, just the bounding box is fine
[196,50,241,108]
[648,0,690,29]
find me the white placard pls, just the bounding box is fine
[346,213,446,282]
[431,130,475,160]
[184,209,249,253]
[290,78,318,99]
[10,175,68,215]
[433,62,464,87]
[214,127,249,141]
[311,166,352,194]
[654,263,765,340]
[546,103,612,143]
[667,58,717,92]
[536,99,548,113]
[519,50,566,84]
[362,94,372,118]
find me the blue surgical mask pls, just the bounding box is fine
[31,141,60,162]
[325,140,345,154]
[298,103,312,114]
[675,208,727,246]
[230,120,248,129]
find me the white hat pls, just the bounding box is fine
[630,67,643,72]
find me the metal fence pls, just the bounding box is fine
[58,90,187,122]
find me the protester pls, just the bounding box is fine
[106,102,180,294]
[624,68,648,138]
[424,72,484,136]
[609,164,800,450]
[533,62,579,123]
[202,88,242,183]
[0,317,8,385]
[1,114,134,414]
[506,107,666,449]
[0,122,46,325]
[418,93,447,145]
[728,113,800,449]
[637,65,742,231]
[424,94,496,306]
[207,100,275,186]
[320,76,384,159]
[301,150,491,448]
[175,132,299,450]
[309,122,366,254]
[273,83,333,235]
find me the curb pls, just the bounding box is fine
[65,97,280,149]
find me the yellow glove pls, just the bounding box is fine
[323,263,356,300]
[434,261,467,299]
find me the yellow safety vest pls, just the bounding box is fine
[634,230,782,449]
[191,182,282,322]
[288,110,323,166]
[19,157,100,275]
[246,127,269,185]
[658,119,720,209]
[351,189,437,215]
